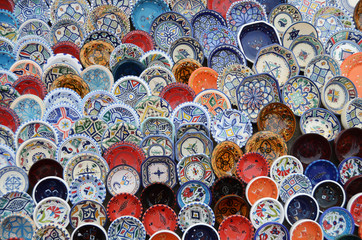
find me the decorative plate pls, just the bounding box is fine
[330,40,360,65]
[0,166,28,195]
[14,0,49,24]
[191,9,227,41]
[218,215,254,240]
[107,193,143,221]
[184,223,219,240]
[282,21,318,49]
[10,59,42,80]
[176,122,210,141]
[63,152,109,187]
[210,176,244,205]
[237,21,280,62]
[142,204,177,236]
[347,192,362,226]
[12,75,47,99]
[226,0,267,35]
[0,85,20,107]
[341,52,362,97]
[208,44,246,74]
[106,164,140,196]
[81,65,114,92]
[175,132,213,161]
[254,44,299,87]
[43,104,82,140]
[70,199,107,228]
[171,101,211,131]
[291,133,332,166]
[171,58,201,84]
[282,76,320,116]
[159,82,195,110]
[122,30,155,52]
[177,180,211,208]
[279,173,313,203]
[34,197,70,228]
[314,14,344,44]
[313,180,346,212]
[69,174,106,205]
[257,102,295,142]
[140,49,174,70]
[49,73,90,98]
[134,95,172,123]
[305,54,341,88]
[250,197,284,229]
[236,152,270,184]
[141,117,175,139]
[0,124,14,149]
[290,219,324,240]
[214,194,249,224]
[109,43,145,70]
[200,25,237,58]
[149,230,180,240]
[177,154,215,187]
[0,69,18,86]
[172,0,205,20]
[141,156,177,188]
[168,36,204,64]
[80,40,114,68]
[82,29,120,49]
[51,41,81,61]
[338,156,362,185]
[103,141,145,171]
[193,89,231,119]
[15,37,53,67]
[211,140,242,178]
[270,155,303,185]
[341,98,362,129]
[289,35,324,70]
[50,0,90,25]
[140,135,174,159]
[0,191,35,220]
[34,224,70,240]
[140,65,175,96]
[300,108,341,141]
[305,159,339,186]
[50,19,85,47]
[131,0,170,32]
[15,137,57,172]
[0,0,14,12]
[325,29,362,55]
[68,118,104,146]
[112,59,147,84]
[43,53,83,74]
[10,94,45,124]
[312,5,355,30]
[32,176,69,204]
[81,91,117,116]
[245,176,279,205]
[99,102,140,127]
[150,11,193,52]
[43,88,82,111]
[28,159,63,188]
[71,223,108,240]
[319,207,355,240]
[140,182,176,209]
[0,22,17,41]
[0,36,14,53]
[0,106,20,133]
[285,193,319,225]
[254,222,288,240]
[268,4,302,37]
[108,215,146,239]
[178,202,215,232]
[0,50,15,70]
[0,213,36,240]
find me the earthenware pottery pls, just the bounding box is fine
[141,156,177,188]
[338,156,362,185]
[270,155,304,185]
[106,193,143,221]
[178,202,215,232]
[176,180,211,208]
[236,152,269,184]
[279,173,313,203]
[284,193,319,225]
[319,207,355,240]
[106,164,140,196]
[214,194,250,224]
[305,159,339,186]
[142,204,177,236]
[312,180,346,212]
[33,197,70,228]
[107,215,146,240]
[70,199,107,228]
[245,176,279,205]
[250,197,284,229]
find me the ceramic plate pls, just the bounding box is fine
[279,173,313,203]
[178,202,215,232]
[71,223,108,240]
[188,67,218,95]
[270,155,303,185]
[0,85,20,107]
[140,117,175,139]
[106,164,141,196]
[0,107,20,139]
[210,176,244,205]
[106,193,143,221]
[99,102,140,127]
[34,197,70,228]
[80,40,114,68]
[341,52,362,97]
[168,36,204,64]
[207,44,245,74]
[14,0,49,24]
[0,124,14,149]
[171,101,211,131]
[218,215,254,240]
[171,58,201,84]
[49,73,90,98]
[141,134,174,159]
[330,40,361,66]
[140,183,176,209]
[43,88,82,111]
[347,192,362,226]
[281,21,318,49]
[172,0,205,21]
[0,166,28,195]
[268,4,302,37]
[245,176,279,205]
[28,159,63,188]
[32,176,69,204]
[34,223,70,239]
[69,116,108,144]
[191,9,227,42]
[0,213,36,240]
[250,197,284,229]
[338,156,362,185]
[194,89,232,119]
[50,19,85,47]
[109,43,144,70]
[313,180,346,212]
[81,91,118,116]
[289,35,324,69]
[214,194,250,224]
[290,219,324,240]
[108,215,146,240]
[236,152,269,184]
[285,193,319,225]
[42,62,78,92]
[177,180,211,208]
[140,49,174,70]
[139,65,175,96]
[341,98,362,129]
[319,207,355,240]
[254,222,288,240]
[175,132,213,161]
[70,199,107,228]
[81,65,114,92]
[305,159,339,186]
[142,204,177,236]
[176,123,210,141]
[12,75,47,99]
[69,174,106,205]
[15,37,53,67]
[141,156,177,188]
[10,94,45,124]
[122,30,155,52]
[135,95,172,122]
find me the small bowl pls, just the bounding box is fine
[257,102,296,142]
[107,193,143,221]
[300,108,341,141]
[236,152,270,184]
[270,155,304,185]
[28,158,63,188]
[210,176,245,204]
[290,133,332,166]
[177,180,211,208]
[246,176,279,205]
[279,173,313,203]
[344,175,362,200]
[285,193,319,225]
[338,156,362,185]
[218,215,254,240]
[341,98,362,129]
[347,192,362,226]
[32,176,69,204]
[290,219,323,240]
[182,223,219,240]
[214,194,249,224]
[140,182,176,210]
[250,197,284,229]
[254,222,289,240]
[334,127,362,162]
[142,204,177,236]
[312,180,346,212]
[150,230,181,240]
[71,223,108,240]
[319,207,355,240]
[304,159,339,186]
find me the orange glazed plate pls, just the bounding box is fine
[188,67,218,94]
[341,52,362,97]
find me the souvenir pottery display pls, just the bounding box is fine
[0,0,361,239]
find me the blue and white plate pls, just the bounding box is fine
[14,0,50,24]
[43,88,82,111]
[10,94,45,124]
[0,166,28,195]
[81,65,114,92]
[208,44,246,74]
[0,143,15,168]
[69,116,108,144]
[106,164,141,196]
[319,207,355,240]
[0,191,35,219]
[0,213,36,239]
[139,65,175,96]
[140,49,174,70]
[191,9,227,42]
[140,117,175,139]
[172,0,205,22]
[178,202,215,232]
[324,28,362,55]
[108,215,146,239]
[43,53,83,74]
[176,122,210,141]
[279,173,313,203]
[50,18,85,47]
[0,124,14,149]
[32,176,69,204]
[15,37,53,67]
[281,21,318,49]
[171,101,211,131]
[211,109,253,147]
[268,4,302,37]
[341,98,362,129]
[69,174,106,205]
[168,36,204,64]
[177,180,211,208]
[99,102,140,127]
[140,134,174,159]
[50,0,90,24]
[81,90,118,117]
[109,43,145,70]
[141,156,177,188]
[175,132,213,161]
[42,63,78,91]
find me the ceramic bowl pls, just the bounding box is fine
[304,159,339,187]
[218,215,254,240]
[344,175,362,200]
[236,152,270,184]
[257,102,296,142]
[254,222,289,240]
[142,204,177,236]
[245,176,279,206]
[347,192,362,226]
[290,133,332,166]
[210,176,245,204]
[182,223,219,240]
[149,230,181,240]
[140,182,176,210]
[106,193,143,221]
[300,108,341,142]
[290,219,323,240]
[214,194,250,224]
[341,98,362,129]
[334,127,362,162]
[284,193,319,225]
[338,156,362,185]
[270,155,304,185]
[312,180,346,212]
[71,223,108,240]
[28,158,63,188]
[250,197,284,229]
[319,207,355,240]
